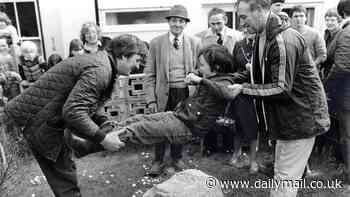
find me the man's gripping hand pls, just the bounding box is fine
[100,130,125,151]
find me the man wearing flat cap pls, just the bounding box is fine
[145,4,201,176]
[270,0,286,14]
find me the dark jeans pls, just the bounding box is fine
[326,71,350,182]
[154,87,188,162]
[32,144,81,197]
[123,112,193,145]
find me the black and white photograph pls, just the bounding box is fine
[0,0,348,196]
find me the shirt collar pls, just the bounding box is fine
[169,32,184,45]
[205,26,227,38]
[341,17,350,28]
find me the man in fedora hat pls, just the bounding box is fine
[145,4,201,176]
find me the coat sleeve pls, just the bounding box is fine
[201,78,235,100]
[313,31,327,66]
[241,34,299,100]
[144,40,157,104]
[91,106,109,126]
[333,29,350,73]
[62,68,107,143]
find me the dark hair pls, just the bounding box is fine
[47,53,63,69]
[236,0,271,11]
[198,44,234,74]
[68,38,83,57]
[79,22,101,44]
[325,8,342,23]
[108,34,147,59]
[208,7,226,18]
[290,5,307,16]
[100,36,112,50]
[338,0,350,19]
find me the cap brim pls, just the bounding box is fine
[165,16,190,22]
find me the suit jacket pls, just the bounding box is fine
[145,32,201,112]
[195,26,243,54]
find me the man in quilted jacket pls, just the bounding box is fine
[3,34,146,197]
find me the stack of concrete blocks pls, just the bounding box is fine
[105,73,154,122]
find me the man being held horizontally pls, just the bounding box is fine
[100,44,241,175]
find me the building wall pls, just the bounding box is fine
[39,0,95,58]
[38,0,341,57]
[98,0,332,42]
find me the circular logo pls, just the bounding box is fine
[206,176,217,189]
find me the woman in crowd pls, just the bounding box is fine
[80,22,102,54]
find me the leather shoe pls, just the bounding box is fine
[148,161,165,177]
[171,159,186,171]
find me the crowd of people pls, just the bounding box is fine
[1,0,350,196]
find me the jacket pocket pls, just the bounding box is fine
[29,121,64,161]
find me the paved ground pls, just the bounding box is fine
[1,143,349,197]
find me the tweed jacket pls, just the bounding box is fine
[145,32,201,112]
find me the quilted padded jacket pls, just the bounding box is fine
[4,51,116,161]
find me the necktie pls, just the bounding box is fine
[173,37,179,49]
[217,33,223,45]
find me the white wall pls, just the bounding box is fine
[98,0,331,42]
[39,0,95,57]
[98,0,237,42]
[39,0,337,56]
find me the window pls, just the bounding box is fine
[0,0,43,55]
[105,10,168,25]
[16,2,39,37]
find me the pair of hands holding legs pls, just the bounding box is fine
[100,128,126,151]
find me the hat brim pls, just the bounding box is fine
[165,16,190,22]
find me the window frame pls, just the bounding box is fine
[0,0,44,55]
[99,7,171,34]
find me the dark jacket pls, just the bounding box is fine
[232,37,254,73]
[18,56,47,82]
[236,13,330,140]
[174,74,234,137]
[328,19,350,75]
[321,27,341,77]
[4,51,116,161]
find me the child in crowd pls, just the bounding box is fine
[18,41,46,90]
[68,39,84,57]
[0,12,19,46]
[0,37,21,100]
[0,35,16,73]
[46,53,62,70]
